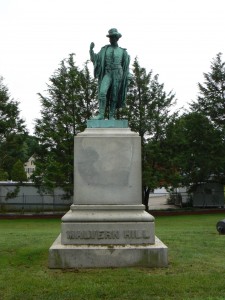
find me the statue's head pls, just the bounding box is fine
[106,28,122,40]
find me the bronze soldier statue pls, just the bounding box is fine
[90,28,130,120]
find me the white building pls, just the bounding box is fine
[24,155,35,180]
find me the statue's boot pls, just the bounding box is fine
[92,99,106,120]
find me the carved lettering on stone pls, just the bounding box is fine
[66,230,150,240]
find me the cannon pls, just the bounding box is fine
[216,219,225,234]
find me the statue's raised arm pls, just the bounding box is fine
[90,42,95,50]
[89,28,130,120]
[89,42,95,63]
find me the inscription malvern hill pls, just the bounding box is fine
[66,229,151,240]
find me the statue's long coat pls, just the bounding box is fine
[91,45,130,108]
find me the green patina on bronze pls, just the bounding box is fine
[90,28,130,120]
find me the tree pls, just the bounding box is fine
[81,61,98,119]
[11,160,27,182]
[0,76,26,141]
[187,53,225,190]
[34,54,97,196]
[21,135,39,160]
[122,57,152,140]
[0,168,8,181]
[122,58,177,209]
[191,53,225,130]
[0,76,27,179]
[164,112,225,189]
[0,133,39,180]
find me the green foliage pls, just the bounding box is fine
[123,58,177,208]
[0,133,36,179]
[191,52,225,129]
[21,135,39,160]
[0,76,28,179]
[125,58,176,141]
[0,76,26,142]
[5,185,20,200]
[123,57,153,139]
[81,60,98,117]
[164,112,225,188]
[0,168,8,180]
[34,54,97,195]
[185,53,225,188]
[11,160,27,182]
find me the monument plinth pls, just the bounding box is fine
[49,121,168,268]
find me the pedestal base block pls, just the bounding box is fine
[49,235,168,268]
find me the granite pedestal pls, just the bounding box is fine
[49,120,168,268]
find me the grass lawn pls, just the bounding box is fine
[0,214,225,300]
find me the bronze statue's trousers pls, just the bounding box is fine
[99,69,123,119]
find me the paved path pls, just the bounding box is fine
[148,195,179,210]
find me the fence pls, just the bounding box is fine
[1,189,224,214]
[167,190,225,208]
[0,194,72,213]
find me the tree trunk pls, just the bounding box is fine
[142,186,151,211]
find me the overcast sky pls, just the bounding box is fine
[1,0,225,134]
